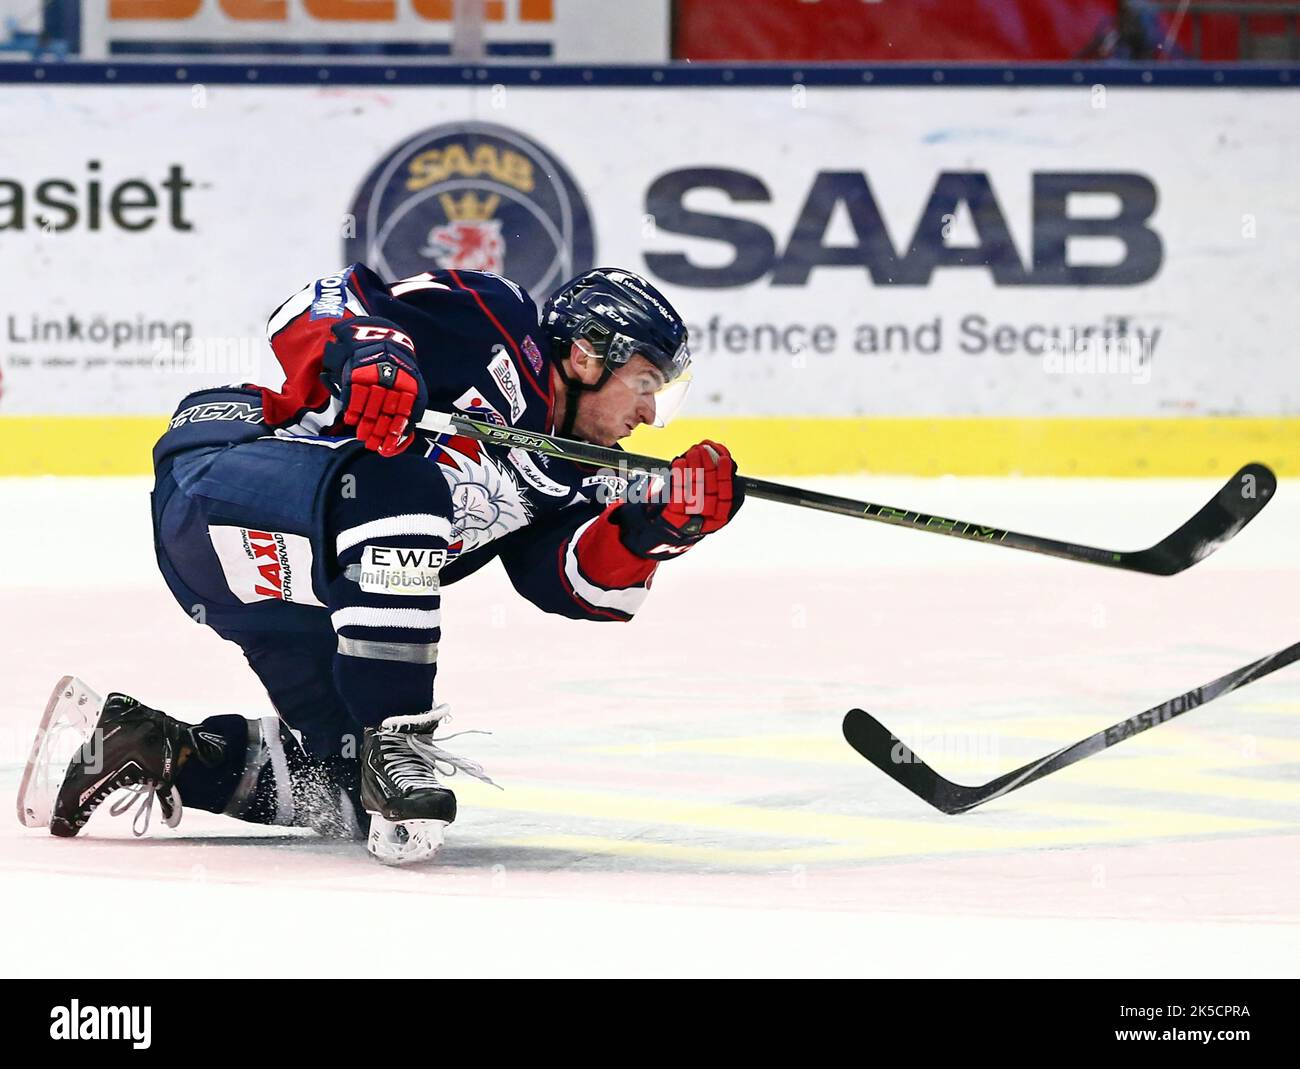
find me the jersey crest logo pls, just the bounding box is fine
[344,122,595,296]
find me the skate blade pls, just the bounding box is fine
[367,816,448,866]
[16,676,105,829]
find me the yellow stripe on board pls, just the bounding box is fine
[0,416,168,476]
[2,414,1299,478]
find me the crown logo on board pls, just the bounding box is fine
[439,192,500,221]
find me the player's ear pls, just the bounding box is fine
[567,340,605,386]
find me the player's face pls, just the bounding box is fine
[572,353,665,446]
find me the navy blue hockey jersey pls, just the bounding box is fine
[255,263,659,623]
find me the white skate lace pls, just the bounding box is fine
[108,782,182,837]
[381,729,502,791]
[380,735,445,791]
[409,730,502,790]
[381,706,502,791]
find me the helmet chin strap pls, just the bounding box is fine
[551,340,615,439]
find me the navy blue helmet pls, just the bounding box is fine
[541,268,691,385]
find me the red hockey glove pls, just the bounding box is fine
[614,440,745,560]
[321,318,427,456]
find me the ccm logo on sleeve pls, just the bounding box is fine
[208,526,325,607]
[351,545,446,596]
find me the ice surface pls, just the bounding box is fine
[1,474,1297,977]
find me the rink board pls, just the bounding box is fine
[1,75,1297,475]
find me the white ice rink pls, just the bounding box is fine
[2,473,1298,978]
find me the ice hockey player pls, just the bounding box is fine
[29,265,743,864]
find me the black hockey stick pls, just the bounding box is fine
[416,411,1274,575]
[843,640,1300,814]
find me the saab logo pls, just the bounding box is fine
[353,544,445,596]
[169,400,263,429]
[344,121,594,295]
[208,526,324,607]
[50,1000,151,1049]
[487,346,526,422]
[309,273,349,320]
[352,324,415,352]
[644,169,1163,287]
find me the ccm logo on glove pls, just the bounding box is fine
[321,317,428,457]
[351,324,415,351]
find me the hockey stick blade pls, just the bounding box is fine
[1113,462,1276,576]
[416,412,1274,575]
[843,639,1300,814]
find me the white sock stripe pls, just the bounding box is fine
[336,514,454,555]
[331,606,442,631]
[564,518,650,616]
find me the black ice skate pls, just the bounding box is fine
[45,689,224,838]
[361,706,497,866]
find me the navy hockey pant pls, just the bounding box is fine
[153,435,454,834]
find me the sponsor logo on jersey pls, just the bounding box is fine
[309,273,349,320]
[582,473,628,503]
[344,121,594,295]
[207,526,324,607]
[522,334,544,374]
[350,545,446,596]
[509,448,571,497]
[451,386,506,427]
[487,346,526,422]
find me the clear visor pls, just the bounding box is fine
[606,361,694,429]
